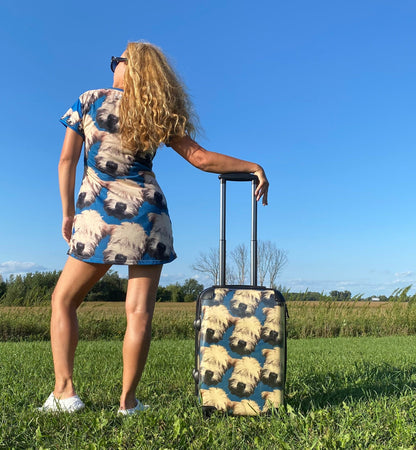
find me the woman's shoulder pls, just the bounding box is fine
[76,89,121,116]
[78,88,114,103]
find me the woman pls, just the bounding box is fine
[39,42,269,414]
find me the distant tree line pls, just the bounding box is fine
[157,278,204,303]
[282,286,416,302]
[282,290,357,302]
[1,271,415,306]
[0,271,204,306]
[0,271,61,306]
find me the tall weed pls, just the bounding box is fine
[3,301,416,341]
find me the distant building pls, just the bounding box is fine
[371,297,380,302]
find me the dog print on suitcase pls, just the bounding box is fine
[195,287,286,416]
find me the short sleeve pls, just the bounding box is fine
[60,97,84,138]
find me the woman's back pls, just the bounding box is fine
[60,87,176,265]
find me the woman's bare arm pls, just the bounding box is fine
[169,135,269,205]
[58,128,83,242]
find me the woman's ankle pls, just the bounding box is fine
[54,380,76,399]
[119,393,137,410]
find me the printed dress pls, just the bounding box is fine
[60,88,177,265]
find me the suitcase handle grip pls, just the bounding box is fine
[219,172,258,286]
[219,173,258,182]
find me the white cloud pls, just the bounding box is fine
[394,271,414,279]
[0,261,48,276]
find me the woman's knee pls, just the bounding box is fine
[51,286,82,311]
[125,309,154,332]
[126,307,153,321]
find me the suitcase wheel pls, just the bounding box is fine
[193,319,201,331]
[202,406,216,419]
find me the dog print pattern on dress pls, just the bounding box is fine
[198,288,285,414]
[60,88,176,265]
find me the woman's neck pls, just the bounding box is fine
[113,80,124,89]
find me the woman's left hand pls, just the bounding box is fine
[254,167,269,206]
[62,216,74,244]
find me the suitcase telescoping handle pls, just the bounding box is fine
[219,173,258,287]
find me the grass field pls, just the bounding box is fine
[2,301,416,448]
[2,336,416,448]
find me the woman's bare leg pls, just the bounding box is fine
[119,264,162,410]
[50,257,111,399]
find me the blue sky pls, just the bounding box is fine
[1,0,416,296]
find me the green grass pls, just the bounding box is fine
[2,336,416,449]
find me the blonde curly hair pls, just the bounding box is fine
[119,42,197,153]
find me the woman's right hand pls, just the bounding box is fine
[62,216,74,244]
[254,167,269,206]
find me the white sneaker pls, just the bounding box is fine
[117,399,150,416]
[37,392,85,413]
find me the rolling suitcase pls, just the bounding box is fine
[193,173,288,417]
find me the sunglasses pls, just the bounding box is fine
[111,56,128,72]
